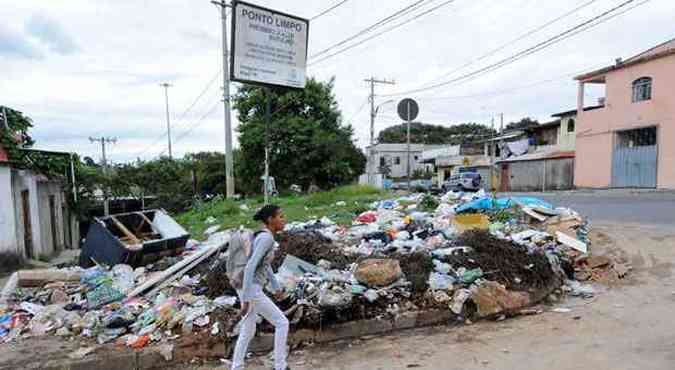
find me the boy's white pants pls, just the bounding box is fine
[232,285,289,370]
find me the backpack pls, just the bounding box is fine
[225,230,263,290]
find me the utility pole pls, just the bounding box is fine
[160,83,173,159]
[212,0,235,199]
[90,136,117,216]
[364,77,395,187]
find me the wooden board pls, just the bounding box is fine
[111,216,141,245]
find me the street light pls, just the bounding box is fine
[375,99,394,116]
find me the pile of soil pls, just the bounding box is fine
[448,230,558,291]
[390,252,434,297]
[273,231,359,270]
[203,256,237,298]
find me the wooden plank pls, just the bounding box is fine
[145,245,221,297]
[127,236,229,298]
[111,216,141,245]
[134,216,147,235]
[556,231,588,253]
[522,207,548,222]
[16,269,82,288]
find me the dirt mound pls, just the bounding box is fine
[273,231,359,270]
[390,252,434,296]
[203,256,237,298]
[448,230,558,291]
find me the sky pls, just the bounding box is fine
[1,0,673,164]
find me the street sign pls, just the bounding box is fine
[230,1,309,89]
[397,98,419,121]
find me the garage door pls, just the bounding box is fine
[611,127,657,188]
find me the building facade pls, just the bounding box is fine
[575,38,675,189]
[0,155,79,262]
[366,143,443,179]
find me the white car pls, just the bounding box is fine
[442,172,482,192]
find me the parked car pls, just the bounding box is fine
[442,172,482,192]
[390,179,433,192]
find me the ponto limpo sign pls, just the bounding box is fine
[230,1,309,89]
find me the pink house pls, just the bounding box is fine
[574,38,675,189]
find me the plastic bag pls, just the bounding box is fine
[112,264,135,294]
[428,272,455,291]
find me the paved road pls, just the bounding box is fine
[504,190,675,227]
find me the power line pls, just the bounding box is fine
[384,0,649,97]
[159,100,222,157]
[309,0,459,67]
[311,0,350,20]
[414,62,609,102]
[345,98,369,126]
[310,0,431,59]
[409,0,601,92]
[132,70,222,159]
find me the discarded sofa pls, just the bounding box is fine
[79,210,189,268]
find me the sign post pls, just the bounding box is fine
[230,1,309,203]
[397,98,419,192]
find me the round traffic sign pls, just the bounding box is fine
[397,98,419,121]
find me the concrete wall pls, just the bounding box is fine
[36,181,66,257]
[502,158,574,191]
[576,53,675,188]
[0,167,17,254]
[376,151,427,178]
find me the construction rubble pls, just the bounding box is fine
[0,190,630,361]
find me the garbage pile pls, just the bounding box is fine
[0,189,626,357]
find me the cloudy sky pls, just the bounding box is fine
[1,0,673,164]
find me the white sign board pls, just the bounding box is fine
[231,1,309,89]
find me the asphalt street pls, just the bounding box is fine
[503,190,675,227]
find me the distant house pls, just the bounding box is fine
[551,105,603,151]
[365,143,444,179]
[493,116,581,192]
[0,148,79,262]
[575,37,675,189]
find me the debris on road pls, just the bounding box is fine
[0,189,623,361]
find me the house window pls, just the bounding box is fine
[567,119,575,133]
[632,77,652,102]
[394,157,401,165]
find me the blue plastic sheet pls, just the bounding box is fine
[455,196,553,213]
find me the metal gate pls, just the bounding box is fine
[611,127,657,188]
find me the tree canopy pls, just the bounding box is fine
[233,77,365,193]
[505,117,540,131]
[377,122,496,145]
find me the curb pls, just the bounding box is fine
[7,281,560,369]
[17,349,165,370]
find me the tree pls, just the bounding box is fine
[377,122,496,145]
[505,117,539,131]
[233,78,366,194]
[184,151,227,196]
[0,106,34,160]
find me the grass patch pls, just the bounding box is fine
[175,185,390,239]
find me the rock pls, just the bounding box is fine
[354,259,403,287]
[470,281,530,317]
[50,289,69,304]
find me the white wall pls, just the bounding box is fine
[0,167,17,254]
[558,116,576,151]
